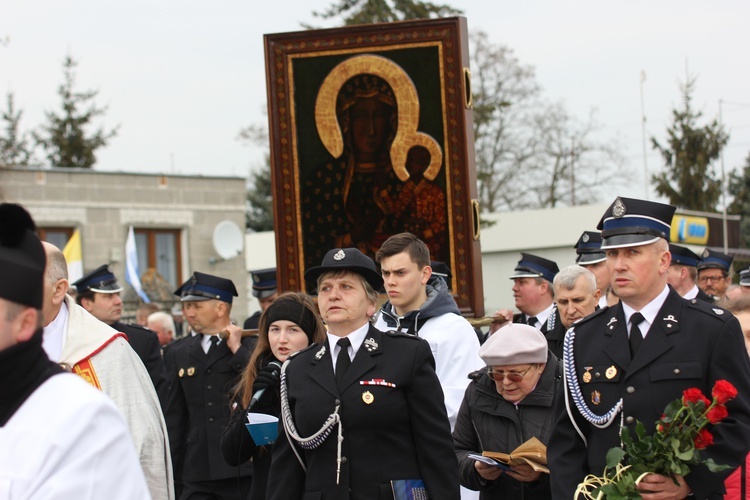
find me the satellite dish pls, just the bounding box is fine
[212,220,244,260]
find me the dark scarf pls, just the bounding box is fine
[0,329,63,426]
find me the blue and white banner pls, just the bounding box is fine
[125,226,150,303]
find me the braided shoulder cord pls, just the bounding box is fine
[279,362,341,450]
[562,326,622,429]
[546,304,557,332]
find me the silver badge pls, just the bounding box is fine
[713,308,724,316]
[662,315,678,323]
[582,233,590,243]
[606,317,618,330]
[612,197,626,218]
[363,337,379,352]
[333,249,346,261]
[315,345,326,360]
[701,249,710,259]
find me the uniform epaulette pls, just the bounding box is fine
[384,329,422,340]
[125,322,153,332]
[685,298,732,322]
[289,342,321,360]
[570,305,609,328]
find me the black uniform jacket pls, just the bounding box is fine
[267,325,460,500]
[548,289,750,499]
[164,333,257,484]
[112,321,169,408]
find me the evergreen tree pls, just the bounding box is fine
[651,76,728,211]
[238,123,274,231]
[310,0,461,26]
[34,54,118,168]
[0,92,34,167]
[728,152,750,247]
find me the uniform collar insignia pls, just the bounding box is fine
[315,345,326,360]
[662,315,678,323]
[363,337,379,352]
[713,308,724,315]
[606,317,618,330]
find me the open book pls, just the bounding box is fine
[477,437,549,474]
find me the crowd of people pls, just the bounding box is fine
[3,196,750,500]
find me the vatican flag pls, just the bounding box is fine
[62,230,83,283]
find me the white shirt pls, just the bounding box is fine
[683,284,700,300]
[327,323,369,371]
[527,302,555,330]
[43,300,69,363]
[200,334,222,354]
[622,285,670,339]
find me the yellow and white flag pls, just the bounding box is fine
[62,229,83,283]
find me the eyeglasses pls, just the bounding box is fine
[487,365,534,383]
[698,275,727,284]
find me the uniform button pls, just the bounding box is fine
[341,456,347,463]
[207,369,211,374]
[625,416,634,424]
[674,368,681,375]
[626,386,635,394]
[595,372,601,378]
[208,402,213,407]
[209,417,214,423]
[207,385,212,390]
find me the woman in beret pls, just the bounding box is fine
[452,323,562,499]
[221,292,326,500]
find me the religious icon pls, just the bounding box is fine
[265,17,484,317]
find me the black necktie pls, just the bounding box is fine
[335,338,352,388]
[207,335,219,355]
[629,313,644,357]
[527,316,538,327]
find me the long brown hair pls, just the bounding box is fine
[232,292,326,408]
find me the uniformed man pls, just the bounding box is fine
[697,249,734,301]
[490,253,560,336]
[574,230,609,309]
[243,267,278,330]
[548,196,750,499]
[667,244,713,302]
[72,265,168,407]
[163,271,256,499]
[548,264,600,359]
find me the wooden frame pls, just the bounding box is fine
[264,16,484,317]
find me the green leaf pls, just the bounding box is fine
[606,447,627,467]
[705,458,732,472]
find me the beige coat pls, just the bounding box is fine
[60,295,174,500]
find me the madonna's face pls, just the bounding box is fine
[350,97,392,162]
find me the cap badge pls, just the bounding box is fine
[333,249,346,261]
[612,197,626,218]
[582,233,590,243]
[701,249,710,258]
[363,337,379,352]
[315,345,326,360]
[253,275,260,283]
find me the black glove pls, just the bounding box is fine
[251,362,281,400]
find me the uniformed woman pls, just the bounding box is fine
[266,247,459,500]
[221,292,326,500]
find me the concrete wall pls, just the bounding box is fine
[1,167,250,323]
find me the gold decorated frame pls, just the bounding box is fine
[264,17,484,317]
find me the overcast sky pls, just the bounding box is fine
[3,0,749,205]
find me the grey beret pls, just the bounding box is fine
[479,323,548,366]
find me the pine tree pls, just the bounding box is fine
[34,54,118,168]
[0,92,34,167]
[309,0,461,26]
[728,152,750,247]
[651,76,728,211]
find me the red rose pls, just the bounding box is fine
[712,380,738,404]
[682,388,710,407]
[706,404,729,424]
[693,429,714,449]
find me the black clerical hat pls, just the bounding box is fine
[0,204,46,309]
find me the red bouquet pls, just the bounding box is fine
[576,380,737,499]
